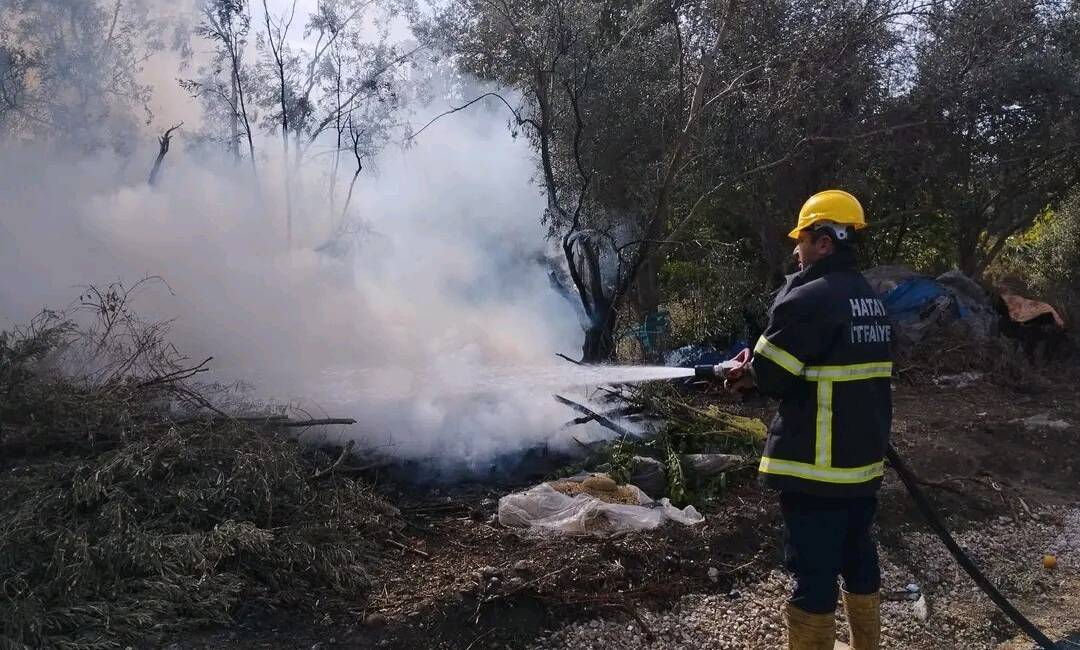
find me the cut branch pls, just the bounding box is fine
[311,440,356,480]
[553,394,635,439]
[283,418,358,427]
[555,352,584,365]
[138,353,208,387]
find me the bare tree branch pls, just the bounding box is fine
[406,92,533,141]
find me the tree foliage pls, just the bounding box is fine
[427,0,1080,358]
[0,0,168,150]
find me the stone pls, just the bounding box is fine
[679,454,743,481]
[364,613,387,628]
[1014,413,1071,431]
[912,595,929,623]
[627,456,666,499]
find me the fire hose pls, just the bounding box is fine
[691,363,1072,648]
[886,446,1064,649]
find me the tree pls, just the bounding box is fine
[148,122,184,185]
[0,0,159,150]
[253,0,421,245]
[259,0,301,245]
[895,0,1080,277]
[433,0,917,360]
[183,0,259,175]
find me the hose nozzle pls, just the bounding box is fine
[695,359,743,380]
[695,364,721,379]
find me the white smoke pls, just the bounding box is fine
[0,98,594,471]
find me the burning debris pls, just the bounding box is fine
[0,292,401,650]
[551,384,766,507]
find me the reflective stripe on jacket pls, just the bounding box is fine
[751,248,893,497]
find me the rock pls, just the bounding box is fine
[708,567,720,583]
[933,372,983,388]
[912,595,929,623]
[679,454,743,481]
[1014,413,1071,431]
[627,456,666,499]
[478,565,500,578]
[363,613,387,628]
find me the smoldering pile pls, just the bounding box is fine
[0,293,402,650]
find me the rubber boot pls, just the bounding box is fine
[841,590,881,650]
[785,603,837,650]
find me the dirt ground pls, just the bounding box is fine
[179,370,1080,650]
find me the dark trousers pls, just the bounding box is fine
[780,491,881,614]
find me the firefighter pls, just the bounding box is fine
[726,190,893,649]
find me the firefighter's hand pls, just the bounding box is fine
[725,373,756,392]
[723,348,755,392]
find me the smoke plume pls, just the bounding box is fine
[0,98,596,473]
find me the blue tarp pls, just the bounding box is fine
[881,278,957,323]
[665,340,747,368]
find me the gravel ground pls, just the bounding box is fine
[528,507,1080,650]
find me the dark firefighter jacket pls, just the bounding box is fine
[750,248,893,497]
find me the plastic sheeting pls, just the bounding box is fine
[882,278,953,323]
[497,483,704,536]
[865,266,999,343]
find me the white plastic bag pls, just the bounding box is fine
[497,483,703,536]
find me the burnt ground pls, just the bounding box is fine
[178,369,1080,650]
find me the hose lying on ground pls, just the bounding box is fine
[887,446,1060,649]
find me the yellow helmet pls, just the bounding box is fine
[788,189,866,239]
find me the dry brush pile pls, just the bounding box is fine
[0,283,399,650]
